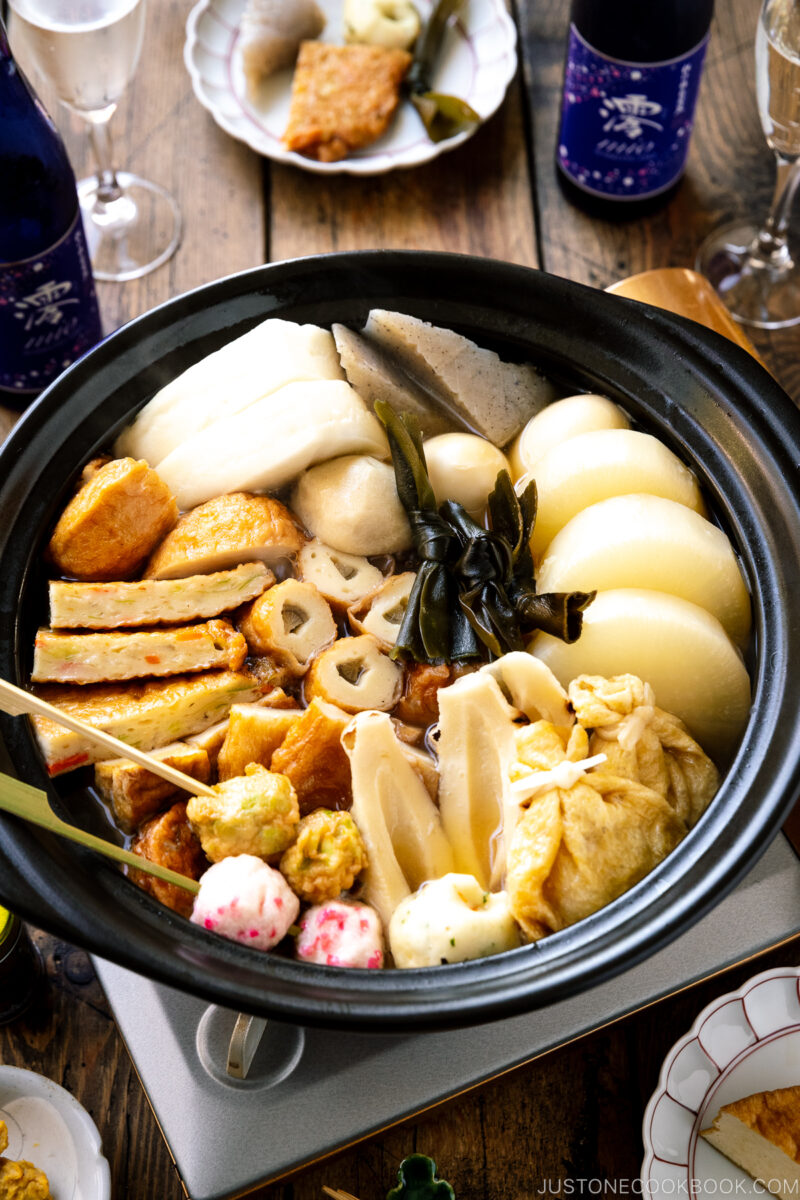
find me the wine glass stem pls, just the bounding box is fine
[87,114,123,205]
[749,155,800,268]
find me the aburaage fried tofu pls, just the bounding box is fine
[130,800,208,917]
[95,741,212,832]
[283,41,412,162]
[47,457,178,580]
[33,670,266,775]
[217,703,304,781]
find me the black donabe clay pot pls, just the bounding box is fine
[1,252,799,1032]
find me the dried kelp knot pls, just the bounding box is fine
[375,400,596,664]
[409,509,456,563]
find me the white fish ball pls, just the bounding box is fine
[292,455,411,556]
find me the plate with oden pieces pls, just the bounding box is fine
[0,1065,111,1200]
[183,0,518,174]
[642,966,800,1195]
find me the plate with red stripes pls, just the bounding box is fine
[642,967,800,1194]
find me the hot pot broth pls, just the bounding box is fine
[25,307,751,973]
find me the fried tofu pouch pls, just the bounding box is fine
[506,722,686,941]
[568,673,720,828]
[0,1119,52,1200]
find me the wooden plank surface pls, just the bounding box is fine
[2,0,800,1196]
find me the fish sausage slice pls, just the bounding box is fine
[363,309,559,447]
[114,319,344,468]
[48,562,273,629]
[32,619,248,685]
[332,323,456,438]
[154,379,389,511]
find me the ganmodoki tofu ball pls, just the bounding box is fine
[296,900,384,968]
[280,809,368,904]
[389,873,521,968]
[187,763,299,863]
[191,854,299,950]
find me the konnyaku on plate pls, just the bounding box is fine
[183,0,518,174]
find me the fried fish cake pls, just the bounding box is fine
[283,41,412,162]
[47,457,178,580]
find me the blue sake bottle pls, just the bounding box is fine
[556,0,715,219]
[0,15,102,408]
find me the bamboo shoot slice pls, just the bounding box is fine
[479,652,573,728]
[436,671,520,891]
[344,711,454,927]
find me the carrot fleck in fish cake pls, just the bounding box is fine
[283,41,412,162]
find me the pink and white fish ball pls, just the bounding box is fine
[296,900,384,968]
[191,854,299,950]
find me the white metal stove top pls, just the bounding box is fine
[93,834,800,1200]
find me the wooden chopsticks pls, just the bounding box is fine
[0,771,200,894]
[0,677,216,797]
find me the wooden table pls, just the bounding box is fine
[2,0,800,1195]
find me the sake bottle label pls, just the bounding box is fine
[557,24,709,201]
[0,209,102,396]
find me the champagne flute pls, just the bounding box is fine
[695,0,800,329]
[8,0,181,282]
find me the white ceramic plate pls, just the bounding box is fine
[0,1065,111,1200]
[642,966,800,1193]
[183,0,518,175]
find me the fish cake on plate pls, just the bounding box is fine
[283,41,412,162]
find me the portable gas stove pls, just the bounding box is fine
[93,830,800,1200]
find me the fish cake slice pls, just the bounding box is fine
[48,562,272,629]
[33,670,266,775]
[32,620,247,684]
[283,41,412,162]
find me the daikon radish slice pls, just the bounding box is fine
[527,428,706,560]
[422,433,511,521]
[537,495,751,647]
[115,319,343,467]
[508,393,629,482]
[530,588,751,764]
[154,380,388,511]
